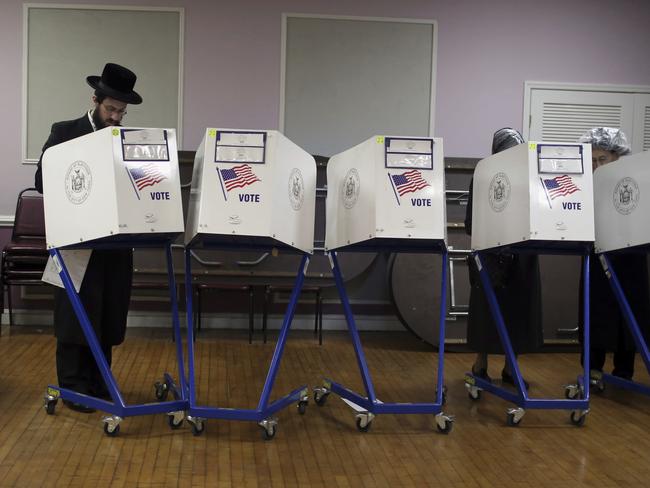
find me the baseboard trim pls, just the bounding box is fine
[1,309,404,331]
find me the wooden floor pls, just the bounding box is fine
[1,326,650,487]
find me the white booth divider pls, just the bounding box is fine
[471,142,594,250]
[325,135,446,251]
[42,126,184,249]
[186,128,316,253]
[594,150,650,253]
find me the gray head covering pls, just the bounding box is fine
[578,127,630,156]
[492,128,525,155]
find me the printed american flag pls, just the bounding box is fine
[220,164,260,192]
[391,169,430,196]
[129,163,168,190]
[543,175,580,200]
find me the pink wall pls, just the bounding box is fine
[1,0,649,216]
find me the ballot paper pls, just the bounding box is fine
[41,250,92,292]
[122,129,167,145]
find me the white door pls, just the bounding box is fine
[633,94,650,153]
[528,88,635,144]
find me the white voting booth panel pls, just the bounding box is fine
[471,142,594,250]
[42,127,184,249]
[325,136,446,250]
[186,129,316,254]
[594,150,650,253]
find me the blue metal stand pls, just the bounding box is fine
[596,253,650,397]
[43,243,188,436]
[315,248,454,434]
[183,248,310,440]
[464,250,591,426]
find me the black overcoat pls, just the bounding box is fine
[464,179,543,354]
[36,114,133,346]
[579,251,650,351]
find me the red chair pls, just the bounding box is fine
[1,188,49,330]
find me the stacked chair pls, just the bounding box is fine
[1,188,49,330]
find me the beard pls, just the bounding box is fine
[92,108,121,130]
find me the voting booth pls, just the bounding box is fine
[465,141,593,426]
[315,135,453,434]
[42,127,184,248]
[592,150,650,397]
[594,150,650,253]
[183,128,316,439]
[325,135,446,251]
[186,129,316,253]
[41,127,188,436]
[471,142,594,251]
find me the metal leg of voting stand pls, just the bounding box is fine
[153,244,189,426]
[594,253,650,397]
[464,251,591,427]
[43,244,188,436]
[183,248,310,440]
[313,250,454,434]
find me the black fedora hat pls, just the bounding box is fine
[86,63,142,105]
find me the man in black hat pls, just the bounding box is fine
[35,63,142,413]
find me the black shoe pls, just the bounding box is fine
[502,370,529,390]
[63,400,96,413]
[471,366,492,383]
[589,369,605,392]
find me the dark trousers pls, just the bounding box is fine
[582,323,636,379]
[590,347,635,379]
[56,341,112,398]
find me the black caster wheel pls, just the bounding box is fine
[104,423,120,437]
[356,417,372,433]
[45,400,57,415]
[167,415,183,430]
[261,425,276,441]
[154,381,169,401]
[570,411,587,427]
[297,400,308,415]
[436,420,453,434]
[589,374,605,394]
[506,412,522,427]
[191,421,205,436]
[468,388,481,401]
[592,383,605,394]
[313,391,329,407]
[566,387,584,400]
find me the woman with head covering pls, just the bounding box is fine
[465,128,543,387]
[578,127,650,386]
[581,127,631,171]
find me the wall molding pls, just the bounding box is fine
[0,215,15,227]
[1,309,404,331]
